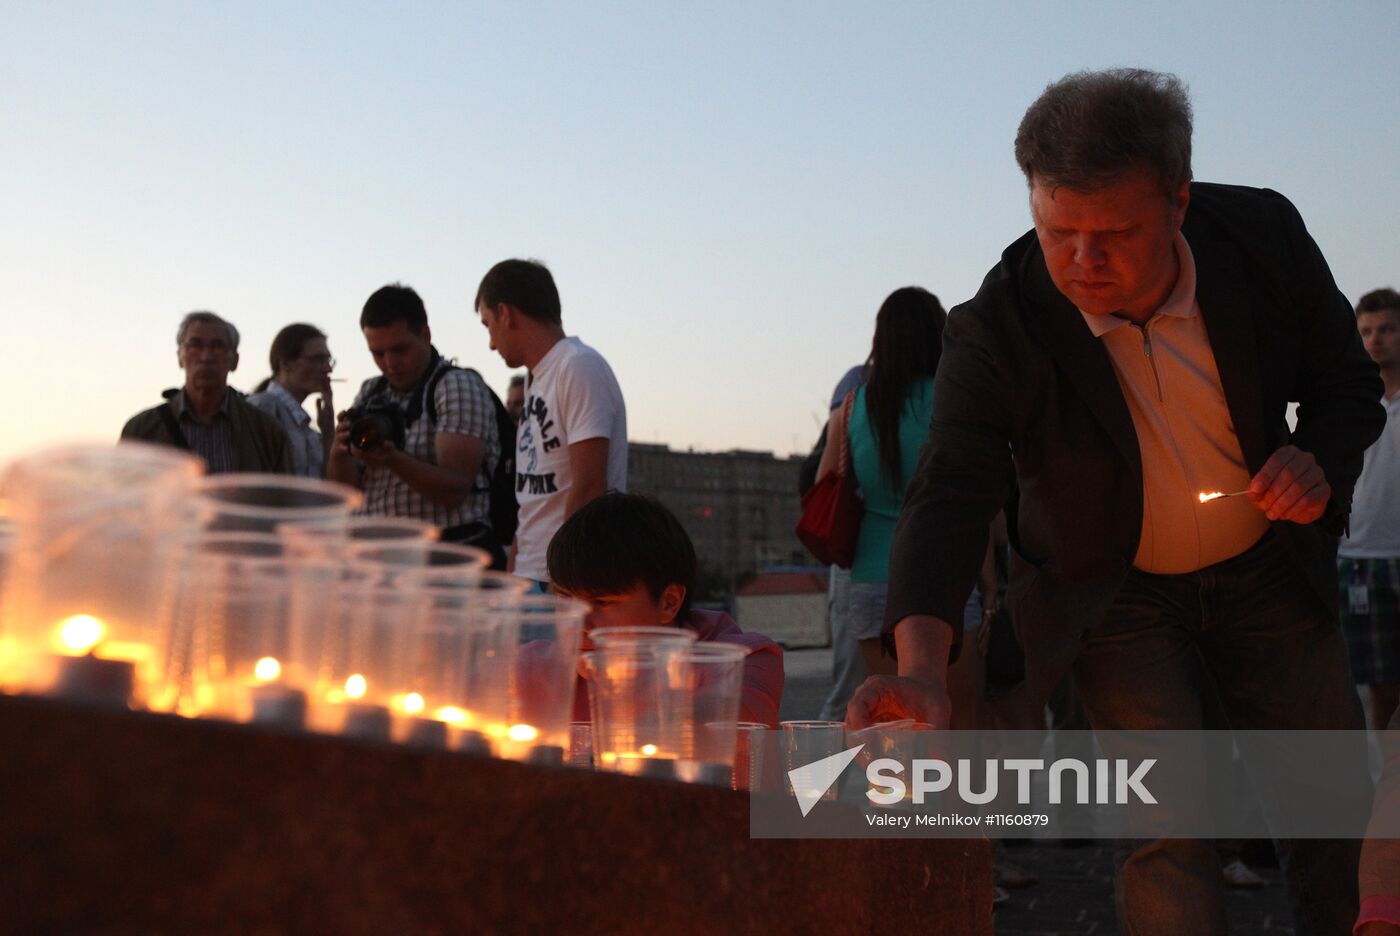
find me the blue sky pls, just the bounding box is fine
[3,1,1396,464]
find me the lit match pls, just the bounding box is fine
[1198,490,1247,503]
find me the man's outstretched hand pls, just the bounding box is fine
[846,674,952,731]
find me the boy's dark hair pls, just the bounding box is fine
[547,492,697,620]
[1357,287,1400,317]
[475,259,562,325]
[360,283,428,333]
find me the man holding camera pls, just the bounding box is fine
[328,284,506,565]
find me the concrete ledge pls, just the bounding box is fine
[0,696,991,934]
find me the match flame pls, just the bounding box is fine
[344,673,368,700]
[1198,491,1225,503]
[254,657,281,682]
[507,723,538,743]
[58,614,105,655]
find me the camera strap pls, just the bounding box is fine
[157,392,192,451]
[367,347,446,430]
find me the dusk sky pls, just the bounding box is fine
[3,1,1396,467]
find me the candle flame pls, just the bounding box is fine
[1198,491,1225,503]
[401,692,425,715]
[641,743,658,757]
[254,657,281,682]
[434,706,473,727]
[344,673,368,699]
[507,723,538,742]
[58,614,105,655]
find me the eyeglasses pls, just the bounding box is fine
[181,338,232,355]
[300,354,336,368]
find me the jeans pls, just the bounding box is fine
[1071,531,1368,936]
[819,567,866,721]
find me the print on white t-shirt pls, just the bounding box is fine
[513,336,628,581]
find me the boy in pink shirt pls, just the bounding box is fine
[547,492,784,727]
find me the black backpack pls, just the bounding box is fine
[365,361,519,543]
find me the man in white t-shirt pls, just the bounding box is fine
[1339,287,1400,733]
[475,259,627,584]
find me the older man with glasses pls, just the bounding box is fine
[121,310,293,475]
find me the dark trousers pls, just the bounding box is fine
[1071,531,1368,936]
[441,521,508,571]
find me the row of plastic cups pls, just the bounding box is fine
[580,626,750,786]
[0,447,364,701]
[162,529,590,762]
[0,444,591,763]
[565,717,770,792]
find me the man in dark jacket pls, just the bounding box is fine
[848,69,1384,935]
[121,311,292,474]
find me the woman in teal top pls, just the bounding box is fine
[818,286,946,675]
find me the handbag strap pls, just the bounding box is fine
[838,388,856,478]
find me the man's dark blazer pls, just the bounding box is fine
[885,182,1384,701]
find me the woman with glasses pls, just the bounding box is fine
[248,323,337,478]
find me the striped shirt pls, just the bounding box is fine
[171,388,237,475]
[350,359,499,529]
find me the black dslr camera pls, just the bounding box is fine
[345,400,407,453]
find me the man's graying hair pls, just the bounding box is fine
[176,311,240,352]
[1015,68,1193,197]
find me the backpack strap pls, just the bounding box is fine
[424,360,457,426]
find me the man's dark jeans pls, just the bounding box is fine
[1072,530,1368,936]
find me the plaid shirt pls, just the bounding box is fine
[351,359,498,529]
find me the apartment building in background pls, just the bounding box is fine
[626,442,811,592]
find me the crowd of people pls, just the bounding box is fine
[115,67,1398,935]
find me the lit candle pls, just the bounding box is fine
[397,692,447,750]
[339,673,391,742]
[491,722,559,763]
[606,745,680,780]
[50,614,137,708]
[248,656,307,730]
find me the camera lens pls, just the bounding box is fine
[350,416,388,452]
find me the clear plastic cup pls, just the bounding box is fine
[582,632,696,779]
[782,720,847,802]
[566,721,594,768]
[0,442,203,707]
[193,474,361,533]
[165,532,337,727]
[310,568,430,743]
[347,540,492,588]
[734,721,770,792]
[395,570,532,750]
[481,594,587,763]
[682,643,750,786]
[279,516,439,559]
